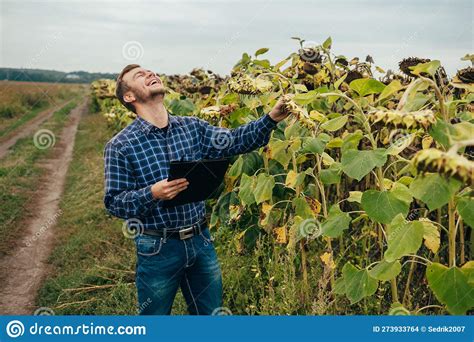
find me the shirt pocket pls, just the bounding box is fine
[171,127,200,161]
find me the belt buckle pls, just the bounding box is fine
[179,226,194,240]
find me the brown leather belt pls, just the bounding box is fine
[141,217,207,240]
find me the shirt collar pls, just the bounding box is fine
[134,112,180,135]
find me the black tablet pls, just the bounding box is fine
[162,158,231,208]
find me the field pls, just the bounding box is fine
[0,39,473,315]
[0,81,85,137]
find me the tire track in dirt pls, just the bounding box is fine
[0,99,73,159]
[0,98,88,314]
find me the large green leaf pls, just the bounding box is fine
[421,219,440,253]
[301,136,327,154]
[457,197,474,228]
[410,174,461,210]
[341,148,387,181]
[368,260,402,281]
[409,60,440,77]
[429,120,474,149]
[342,262,378,304]
[254,173,275,204]
[321,205,351,238]
[429,119,456,149]
[227,155,243,181]
[361,190,409,224]
[384,214,424,262]
[292,197,314,219]
[378,80,402,102]
[426,262,474,315]
[349,79,386,97]
[320,115,348,131]
[386,133,414,156]
[320,163,342,185]
[238,174,255,206]
[390,182,413,204]
[284,122,305,139]
[293,90,321,105]
[268,140,292,168]
[168,98,195,116]
[268,139,300,169]
[341,130,363,153]
[242,151,262,176]
[334,276,346,295]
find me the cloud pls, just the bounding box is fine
[0,0,472,75]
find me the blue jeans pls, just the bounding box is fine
[134,227,223,315]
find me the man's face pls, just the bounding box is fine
[123,67,165,105]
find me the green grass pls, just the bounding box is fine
[0,103,50,138]
[0,83,86,139]
[0,100,78,257]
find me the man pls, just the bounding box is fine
[103,64,290,315]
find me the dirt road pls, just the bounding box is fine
[0,98,88,315]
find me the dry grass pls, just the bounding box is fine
[0,81,86,136]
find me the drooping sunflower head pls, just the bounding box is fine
[412,149,474,185]
[399,57,431,77]
[335,57,349,67]
[302,62,319,75]
[228,73,273,95]
[281,94,316,130]
[344,69,363,84]
[368,109,436,130]
[455,67,474,84]
[189,68,210,81]
[200,104,238,121]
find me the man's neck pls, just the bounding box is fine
[136,99,169,128]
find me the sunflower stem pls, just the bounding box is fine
[448,199,456,267]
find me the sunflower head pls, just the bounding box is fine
[200,104,238,121]
[190,68,207,81]
[456,67,474,84]
[281,94,316,130]
[368,109,436,130]
[302,62,318,75]
[399,57,431,77]
[228,74,273,95]
[413,149,474,185]
[344,70,363,84]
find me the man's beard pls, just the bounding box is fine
[150,86,166,97]
[134,87,166,103]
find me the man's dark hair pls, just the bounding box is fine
[116,64,141,113]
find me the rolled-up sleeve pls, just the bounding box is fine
[103,142,159,219]
[196,114,278,159]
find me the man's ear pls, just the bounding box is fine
[123,91,135,104]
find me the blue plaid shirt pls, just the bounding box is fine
[103,112,278,230]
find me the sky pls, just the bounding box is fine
[0,0,472,77]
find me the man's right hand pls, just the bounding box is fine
[151,178,189,200]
